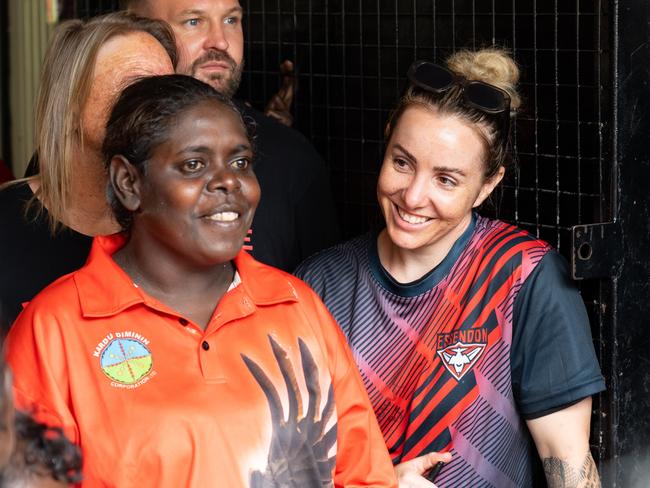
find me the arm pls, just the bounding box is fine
[511,251,605,487]
[264,60,296,127]
[4,303,78,444]
[527,397,600,488]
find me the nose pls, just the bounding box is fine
[206,166,241,193]
[204,21,229,52]
[402,172,429,209]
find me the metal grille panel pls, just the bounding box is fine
[241,0,611,256]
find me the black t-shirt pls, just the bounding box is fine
[236,102,340,271]
[0,183,92,331]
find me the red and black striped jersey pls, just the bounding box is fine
[296,215,605,487]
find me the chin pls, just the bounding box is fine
[386,227,428,252]
[196,245,242,267]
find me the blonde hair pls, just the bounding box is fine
[446,47,521,112]
[32,12,177,232]
[386,47,521,179]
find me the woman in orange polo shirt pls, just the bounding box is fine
[6,74,396,488]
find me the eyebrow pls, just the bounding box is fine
[392,143,467,177]
[178,6,243,17]
[432,165,467,177]
[178,143,252,156]
[392,143,417,163]
[230,143,252,154]
[178,145,212,156]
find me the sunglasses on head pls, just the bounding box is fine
[406,60,512,141]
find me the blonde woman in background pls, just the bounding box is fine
[0,12,176,329]
[296,48,605,488]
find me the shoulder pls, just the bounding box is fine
[476,216,550,249]
[7,272,81,359]
[237,251,327,305]
[0,181,50,238]
[240,258,340,341]
[0,182,40,257]
[0,181,32,213]
[295,235,369,280]
[252,258,316,294]
[294,235,371,302]
[516,249,575,301]
[474,216,552,275]
[21,272,81,317]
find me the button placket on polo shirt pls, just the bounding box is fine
[197,289,256,383]
[197,329,224,383]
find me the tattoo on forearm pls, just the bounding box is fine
[542,451,601,488]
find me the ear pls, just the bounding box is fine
[109,155,142,212]
[473,165,506,208]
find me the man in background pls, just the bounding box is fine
[127,0,340,271]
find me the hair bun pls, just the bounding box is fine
[446,47,521,112]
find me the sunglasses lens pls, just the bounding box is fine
[412,62,454,91]
[465,82,507,112]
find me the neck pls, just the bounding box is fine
[64,147,120,235]
[377,213,473,283]
[114,236,236,330]
[32,147,120,236]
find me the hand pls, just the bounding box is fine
[264,60,296,127]
[394,451,452,488]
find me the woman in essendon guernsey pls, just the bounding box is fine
[296,48,605,488]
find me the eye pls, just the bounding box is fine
[393,157,411,172]
[184,18,200,27]
[181,159,205,173]
[230,157,250,170]
[437,175,457,187]
[224,16,240,26]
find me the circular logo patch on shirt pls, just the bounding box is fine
[100,338,153,385]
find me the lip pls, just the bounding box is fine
[200,62,231,72]
[199,204,247,226]
[391,202,432,229]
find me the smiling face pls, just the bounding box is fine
[81,31,174,151]
[126,100,259,268]
[377,105,504,257]
[135,0,244,97]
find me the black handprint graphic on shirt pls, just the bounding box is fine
[242,336,337,487]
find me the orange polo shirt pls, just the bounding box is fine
[6,234,396,488]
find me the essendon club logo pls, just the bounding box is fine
[436,328,488,381]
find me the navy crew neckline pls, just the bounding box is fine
[368,213,477,297]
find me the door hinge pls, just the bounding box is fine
[571,222,623,280]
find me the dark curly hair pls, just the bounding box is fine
[0,350,82,485]
[2,412,84,484]
[102,74,256,231]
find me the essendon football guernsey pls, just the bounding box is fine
[6,234,396,488]
[296,215,605,487]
